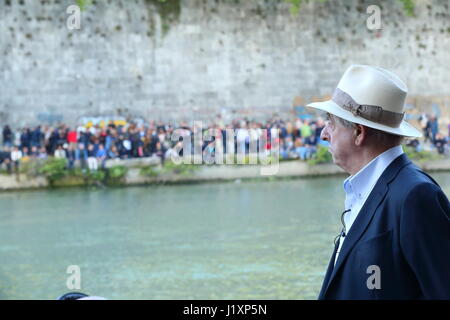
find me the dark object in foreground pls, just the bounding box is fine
[57,292,89,300]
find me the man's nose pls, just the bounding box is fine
[320,126,329,142]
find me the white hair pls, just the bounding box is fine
[329,113,404,147]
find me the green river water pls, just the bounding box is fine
[0,172,449,300]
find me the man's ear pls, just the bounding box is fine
[354,124,367,146]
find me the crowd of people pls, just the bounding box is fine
[0,116,325,173]
[418,113,450,155]
[0,113,448,174]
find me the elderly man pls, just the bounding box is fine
[307,65,450,300]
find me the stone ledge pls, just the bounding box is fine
[1,158,449,191]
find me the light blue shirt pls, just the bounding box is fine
[334,145,404,265]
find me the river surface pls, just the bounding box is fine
[0,172,449,300]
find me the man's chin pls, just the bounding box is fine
[331,157,349,174]
[326,147,340,167]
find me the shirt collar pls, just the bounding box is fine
[343,145,404,202]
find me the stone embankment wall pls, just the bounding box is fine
[1,158,450,191]
[1,0,449,128]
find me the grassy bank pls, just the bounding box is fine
[0,146,447,191]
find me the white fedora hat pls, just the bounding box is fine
[306,64,422,138]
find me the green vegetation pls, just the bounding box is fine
[285,0,325,14]
[144,0,182,36]
[38,158,68,183]
[2,142,446,189]
[76,0,93,11]
[397,0,416,17]
[12,157,127,187]
[107,165,128,180]
[2,157,198,187]
[18,159,44,177]
[140,165,160,177]
[74,0,416,38]
[286,0,415,16]
[162,161,199,176]
[402,145,444,163]
[307,145,332,165]
[86,169,106,185]
[305,144,443,166]
[140,161,200,179]
[105,165,128,186]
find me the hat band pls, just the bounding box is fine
[332,88,404,128]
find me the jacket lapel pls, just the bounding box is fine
[318,238,340,299]
[321,154,411,298]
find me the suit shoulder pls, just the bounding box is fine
[394,164,450,219]
[393,162,440,190]
[388,163,446,207]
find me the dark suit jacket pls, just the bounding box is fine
[319,154,450,300]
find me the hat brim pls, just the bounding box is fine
[306,100,422,138]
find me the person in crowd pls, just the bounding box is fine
[154,141,167,165]
[66,143,77,169]
[238,123,250,156]
[295,137,312,160]
[2,125,13,148]
[21,146,31,163]
[434,133,447,155]
[67,128,78,150]
[419,113,429,143]
[30,146,39,158]
[0,112,446,177]
[293,137,303,159]
[129,127,141,158]
[54,144,67,159]
[75,143,88,170]
[30,125,43,148]
[96,144,107,169]
[427,114,439,144]
[87,144,98,171]
[10,146,22,172]
[107,145,119,160]
[0,148,12,173]
[301,120,313,145]
[38,147,48,160]
[20,127,31,150]
[78,129,91,147]
[48,128,60,155]
[107,120,116,130]
[314,118,325,145]
[406,138,421,152]
[98,126,108,146]
[280,136,294,160]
